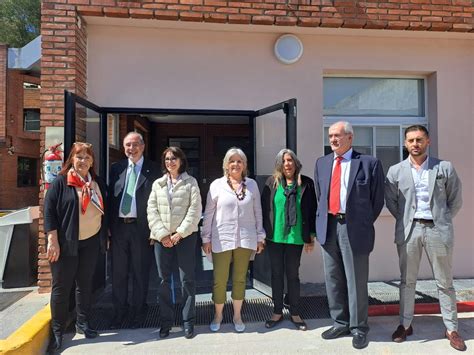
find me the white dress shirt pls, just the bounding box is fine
[119,156,144,218]
[201,176,266,253]
[410,157,433,220]
[332,148,352,213]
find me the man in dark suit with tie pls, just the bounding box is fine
[314,121,384,349]
[109,132,159,328]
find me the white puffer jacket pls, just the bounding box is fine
[147,172,202,242]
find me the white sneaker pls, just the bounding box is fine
[210,320,221,332]
[233,319,245,333]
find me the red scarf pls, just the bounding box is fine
[67,169,104,215]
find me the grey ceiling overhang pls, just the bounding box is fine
[7,36,41,73]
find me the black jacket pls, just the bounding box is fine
[44,174,108,256]
[261,175,317,244]
[108,159,160,239]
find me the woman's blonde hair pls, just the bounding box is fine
[222,147,248,178]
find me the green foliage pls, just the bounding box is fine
[0,0,40,47]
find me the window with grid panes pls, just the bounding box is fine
[323,77,427,174]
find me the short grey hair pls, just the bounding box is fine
[222,147,248,178]
[273,149,302,187]
[330,121,353,135]
[123,131,145,145]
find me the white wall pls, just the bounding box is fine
[86,23,474,283]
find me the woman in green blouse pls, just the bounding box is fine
[261,149,317,331]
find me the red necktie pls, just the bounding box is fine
[329,156,343,215]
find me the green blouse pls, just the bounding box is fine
[273,183,304,245]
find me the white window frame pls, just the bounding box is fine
[323,75,428,163]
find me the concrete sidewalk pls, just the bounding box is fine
[0,279,473,354]
[59,312,474,354]
[0,287,50,339]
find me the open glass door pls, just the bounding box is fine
[64,91,108,291]
[250,99,297,296]
[64,91,108,180]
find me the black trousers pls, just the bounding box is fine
[154,233,197,329]
[267,240,303,316]
[111,221,153,316]
[50,234,100,334]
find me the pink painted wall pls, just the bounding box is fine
[86,21,473,283]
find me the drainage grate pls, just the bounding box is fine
[89,297,328,331]
[88,289,441,331]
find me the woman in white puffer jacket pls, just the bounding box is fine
[147,146,202,339]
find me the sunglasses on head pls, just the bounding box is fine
[73,142,93,148]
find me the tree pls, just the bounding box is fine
[0,0,40,48]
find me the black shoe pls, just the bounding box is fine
[265,316,283,329]
[48,332,63,352]
[76,322,98,339]
[291,316,307,331]
[160,327,171,339]
[321,326,351,340]
[352,332,369,349]
[184,325,194,339]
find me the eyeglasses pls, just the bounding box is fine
[73,142,92,148]
[165,157,178,162]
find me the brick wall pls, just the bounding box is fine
[24,87,41,108]
[0,71,41,210]
[39,2,89,292]
[72,0,474,32]
[0,45,6,143]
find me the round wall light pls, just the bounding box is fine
[274,34,303,65]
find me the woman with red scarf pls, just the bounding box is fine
[44,142,107,352]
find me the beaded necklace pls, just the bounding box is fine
[227,178,247,201]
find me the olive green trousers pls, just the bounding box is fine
[212,247,253,304]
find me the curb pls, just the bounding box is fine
[368,301,474,317]
[0,305,50,354]
[0,301,473,353]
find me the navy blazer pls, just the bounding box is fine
[314,150,385,254]
[108,158,160,239]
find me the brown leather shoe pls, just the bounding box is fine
[392,325,413,343]
[446,331,467,351]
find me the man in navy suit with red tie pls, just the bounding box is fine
[314,121,384,349]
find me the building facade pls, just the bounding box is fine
[0,41,41,210]
[39,0,474,293]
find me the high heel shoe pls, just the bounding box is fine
[291,316,307,331]
[76,321,98,338]
[265,315,283,329]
